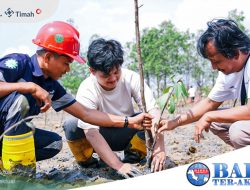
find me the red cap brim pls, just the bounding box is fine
[72,55,86,64]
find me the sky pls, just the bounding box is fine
[1,0,250,57]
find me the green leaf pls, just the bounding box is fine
[156,93,168,110]
[174,83,181,99]
[163,86,171,94]
[167,96,175,114]
[178,81,188,97]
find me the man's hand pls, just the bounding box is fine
[128,113,153,130]
[194,113,211,143]
[151,151,166,172]
[117,163,143,178]
[157,116,180,133]
[30,83,51,112]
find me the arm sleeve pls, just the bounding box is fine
[208,72,240,102]
[76,80,100,130]
[51,81,76,112]
[0,54,27,82]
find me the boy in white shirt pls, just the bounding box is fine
[63,38,165,177]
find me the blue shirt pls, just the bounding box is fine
[0,53,76,118]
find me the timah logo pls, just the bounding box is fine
[5,8,14,17]
[186,162,210,186]
[3,8,35,18]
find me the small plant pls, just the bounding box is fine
[150,78,188,153]
[157,78,188,118]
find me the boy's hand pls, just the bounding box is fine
[129,113,153,130]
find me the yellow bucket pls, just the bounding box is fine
[2,131,36,173]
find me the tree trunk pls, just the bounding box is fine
[134,0,153,168]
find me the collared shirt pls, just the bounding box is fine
[208,57,250,102]
[0,53,76,117]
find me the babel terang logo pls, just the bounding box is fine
[186,162,210,186]
[187,162,250,186]
[212,163,250,186]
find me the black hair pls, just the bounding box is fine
[36,48,59,58]
[87,38,124,74]
[197,19,250,59]
[36,48,71,60]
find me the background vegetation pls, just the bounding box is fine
[61,9,249,98]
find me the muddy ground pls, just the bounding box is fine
[0,103,234,190]
[21,104,233,189]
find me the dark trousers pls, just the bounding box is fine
[63,117,145,151]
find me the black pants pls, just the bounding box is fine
[63,117,145,151]
[0,93,62,161]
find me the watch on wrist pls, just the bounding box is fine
[124,116,129,128]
